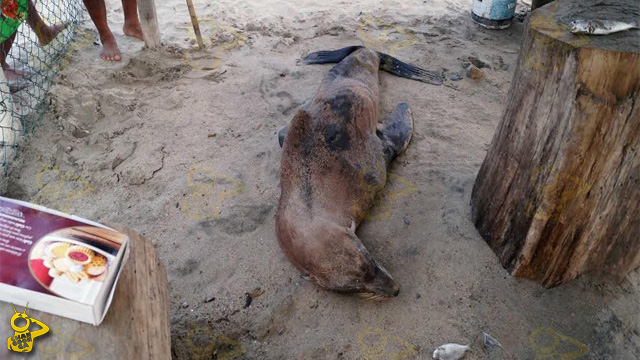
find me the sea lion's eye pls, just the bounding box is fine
[323,124,351,150]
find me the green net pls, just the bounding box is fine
[0,0,85,172]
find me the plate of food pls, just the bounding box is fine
[28,226,122,304]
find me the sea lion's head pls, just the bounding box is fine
[305,221,400,300]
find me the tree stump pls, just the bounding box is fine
[471,0,640,287]
[2,226,171,359]
[531,0,554,11]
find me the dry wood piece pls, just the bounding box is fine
[137,0,161,49]
[471,0,640,287]
[1,227,171,360]
[186,0,205,49]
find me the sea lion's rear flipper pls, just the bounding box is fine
[301,46,442,85]
[300,46,364,64]
[376,52,443,85]
[377,102,414,163]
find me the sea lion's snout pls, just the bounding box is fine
[302,222,400,300]
[353,249,400,300]
[367,260,400,298]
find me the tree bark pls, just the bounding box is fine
[531,0,554,11]
[471,0,640,287]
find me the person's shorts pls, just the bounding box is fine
[0,0,28,43]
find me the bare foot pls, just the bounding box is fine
[37,23,68,46]
[123,22,144,41]
[100,36,121,61]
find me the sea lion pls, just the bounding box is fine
[276,46,440,299]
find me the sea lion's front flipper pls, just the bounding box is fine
[377,102,414,163]
[278,126,288,148]
[279,99,312,148]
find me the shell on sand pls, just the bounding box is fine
[432,343,470,360]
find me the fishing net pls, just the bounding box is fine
[0,0,85,172]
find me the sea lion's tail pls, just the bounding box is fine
[300,46,443,85]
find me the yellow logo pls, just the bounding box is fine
[529,319,588,359]
[353,7,418,72]
[356,8,418,56]
[186,325,246,360]
[57,27,96,72]
[183,17,247,71]
[524,3,590,72]
[31,163,95,221]
[353,158,417,221]
[181,163,245,221]
[7,303,49,353]
[30,25,96,73]
[357,318,417,360]
[525,165,590,221]
[38,317,95,359]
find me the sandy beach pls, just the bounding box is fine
[4,0,640,358]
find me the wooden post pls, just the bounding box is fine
[137,0,161,49]
[470,0,640,287]
[531,0,554,10]
[185,0,205,49]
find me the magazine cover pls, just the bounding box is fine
[0,196,129,324]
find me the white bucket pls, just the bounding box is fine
[471,0,517,29]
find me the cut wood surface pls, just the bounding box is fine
[471,0,640,287]
[2,226,171,359]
